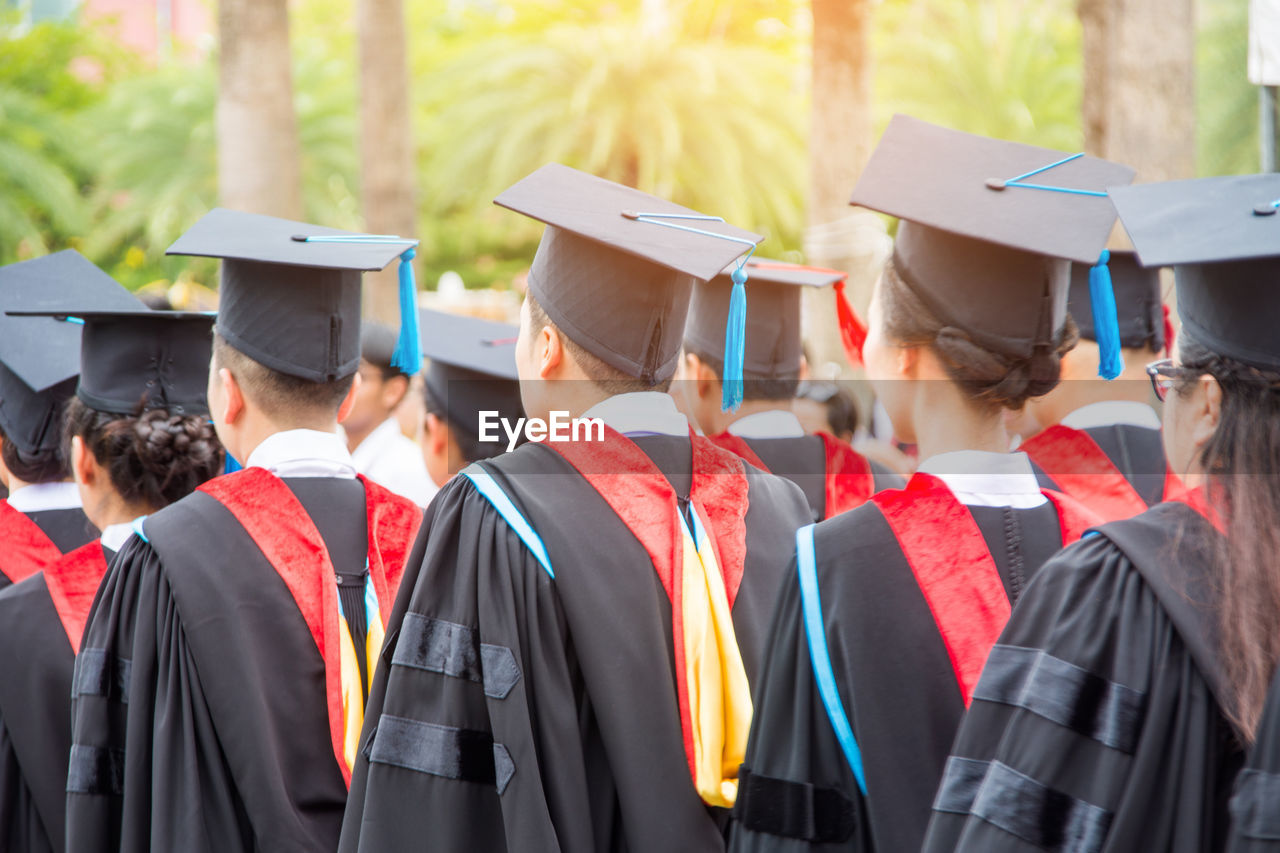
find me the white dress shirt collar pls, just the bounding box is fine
[1060,400,1161,431]
[727,409,807,439]
[582,392,689,438]
[917,450,1046,509]
[5,481,82,513]
[246,429,357,479]
[99,522,136,554]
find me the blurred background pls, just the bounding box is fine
[0,0,1262,371]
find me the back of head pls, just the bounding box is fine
[214,334,356,426]
[0,421,69,484]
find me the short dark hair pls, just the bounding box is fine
[0,423,69,484]
[527,295,672,395]
[213,335,355,423]
[684,346,800,402]
[422,387,505,464]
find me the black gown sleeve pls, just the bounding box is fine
[66,536,252,853]
[922,533,1240,853]
[1226,665,1280,851]
[0,710,53,853]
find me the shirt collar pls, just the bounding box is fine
[917,450,1046,509]
[582,392,689,438]
[727,409,806,439]
[246,429,357,479]
[350,417,402,469]
[100,521,136,554]
[5,481,82,514]
[1060,400,1161,431]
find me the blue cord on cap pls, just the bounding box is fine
[624,211,758,411]
[985,152,1108,198]
[294,233,422,376]
[1089,249,1124,380]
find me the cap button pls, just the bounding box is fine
[620,211,641,220]
[291,234,309,242]
[1253,203,1277,217]
[985,178,1007,191]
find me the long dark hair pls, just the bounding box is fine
[1176,337,1280,739]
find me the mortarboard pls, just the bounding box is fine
[1068,250,1165,352]
[495,164,761,407]
[7,309,216,416]
[851,115,1135,377]
[166,208,421,383]
[684,258,867,378]
[0,251,142,455]
[1110,173,1280,370]
[418,309,524,440]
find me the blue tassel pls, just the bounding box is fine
[721,264,747,412]
[1089,249,1124,380]
[391,247,422,376]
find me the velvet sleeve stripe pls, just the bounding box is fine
[734,766,858,843]
[391,613,523,700]
[1230,770,1280,840]
[66,745,125,796]
[71,649,131,705]
[365,714,515,795]
[934,758,1113,853]
[972,644,1147,753]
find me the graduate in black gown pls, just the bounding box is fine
[417,308,526,486]
[0,252,141,585]
[679,259,901,521]
[729,116,1132,853]
[0,309,221,853]
[65,210,424,853]
[921,173,1280,853]
[1018,251,1173,520]
[339,164,814,852]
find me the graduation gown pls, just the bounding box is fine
[339,431,813,853]
[707,431,903,521]
[729,472,1098,853]
[65,470,421,853]
[0,500,96,589]
[0,540,110,853]
[1228,664,1280,851]
[1023,422,1172,522]
[922,500,1244,853]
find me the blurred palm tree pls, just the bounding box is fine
[414,21,807,272]
[1198,0,1256,176]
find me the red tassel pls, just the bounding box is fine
[1162,304,1176,359]
[834,279,867,367]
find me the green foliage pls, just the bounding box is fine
[1198,0,1257,175]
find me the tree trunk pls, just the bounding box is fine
[804,0,889,381]
[1080,0,1197,186]
[358,0,418,326]
[216,0,303,219]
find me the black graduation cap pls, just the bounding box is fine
[0,251,142,455]
[8,309,216,416]
[418,309,523,440]
[166,208,421,383]
[850,115,1134,368]
[1110,173,1280,370]
[494,163,761,387]
[1068,250,1164,351]
[684,259,852,378]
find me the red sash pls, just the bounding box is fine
[1021,424,1174,522]
[706,431,875,518]
[546,428,749,775]
[872,473,1098,705]
[44,541,108,654]
[197,469,422,785]
[0,500,64,585]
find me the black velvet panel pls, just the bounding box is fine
[66,745,124,796]
[734,766,857,843]
[71,649,131,705]
[367,714,514,794]
[1230,770,1280,840]
[965,760,1113,853]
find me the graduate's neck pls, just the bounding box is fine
[1029,342,1158,428]
[230,408,340,467]
[708,397,792,436]
[82,486,154,534]
[909,375,1011,460]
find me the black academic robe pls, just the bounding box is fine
[0,543,113,853]
[922,502,1243,853]
[729,484,1084,853]
[1025,422,1169,518]
[1228,664,1280,851]
[65,476,419,853]
[339,434,813,853]
[710,433,903,522]
[0,502,96,589]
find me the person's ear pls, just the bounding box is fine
[219,367,246,426]
[337,372,363,424]
[425,412,449,455]
[538,324,564,380]
[71,435,96,488]
[896,345,920,379]
[689,354,718,402]
[1190,374,1222,452]
[382,374,409,410]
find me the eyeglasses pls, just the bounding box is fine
[1145,358,1183,402]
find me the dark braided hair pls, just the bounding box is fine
[65,398,224,511]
